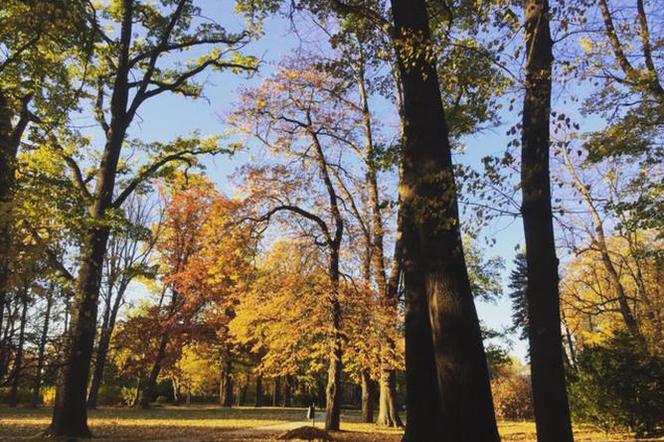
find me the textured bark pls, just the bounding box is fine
[32,284,54,407]
[47,1,134,436]
[375,368,402,427]
[9,295,28,407]
[390,0,500,440]
[521,1,574,442]
[360,369,374,423]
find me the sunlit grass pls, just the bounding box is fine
[0,405,661,441]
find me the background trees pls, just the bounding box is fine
[0,1,661,441]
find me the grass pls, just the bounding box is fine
[0,405,660,441]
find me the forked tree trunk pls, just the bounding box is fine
[521,1,574,442]
[9,295,28,407]
[390,0,500,440]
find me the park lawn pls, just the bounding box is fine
[0,405,659,441]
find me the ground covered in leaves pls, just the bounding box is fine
[0,405,660,441]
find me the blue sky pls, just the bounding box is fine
[114,3,596,362]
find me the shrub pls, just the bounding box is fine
[121,386,138,406]
[42,386,57,406]
[97,385,123,405]
[155,395,169,404]
[569,331,664,437]
[491,374,533,420]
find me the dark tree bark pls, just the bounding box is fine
[238,377,248,406]
[47,0,253,434]
[520,1,574,442]
[282,375,292,407]
[221,355,233,407]
[32,284,54,407]
[272,376,281,406]
[360,369,374,423]
[47,2,134,435]
[139,331,169,409]
[88,280,128,408]
[255,375,263,407]
[9,294,28,407]
[390,0,500,441]
[0,90,32,346]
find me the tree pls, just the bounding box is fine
[0,0,90,348]
[520,1,574,441]
[389,0,500,440]
[231,62,370,430]
[46,1,256,436]
[87,193,161,409]
[508,252,529,341]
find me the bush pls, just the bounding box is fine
[491,374,533,420]
[97,385,123,405]
[0,387,34,405]
[42,386,57,406]
[569,331,664,437]
[121,386,138,406]
[155,395,169,404]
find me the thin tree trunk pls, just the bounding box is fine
[221,355,233,407]
[32,284,54,407]
[282,375,292,407]
[390,1,500,440]
[357,56,403,429]
[9,294,28,407]
[88,281,128,408]
[272,376,281,406]
[172,377,180,405]
[139,331,169,408]
[521,1,574,442]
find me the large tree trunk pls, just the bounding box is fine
[88,281,128,408]
[390,1,500,441]
[9,295,28,407]
[521,1,574,442]
[47,1,133,436]
[32,284,54,407]
[360,369,374,423]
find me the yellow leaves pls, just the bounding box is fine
[579,36,594,55]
